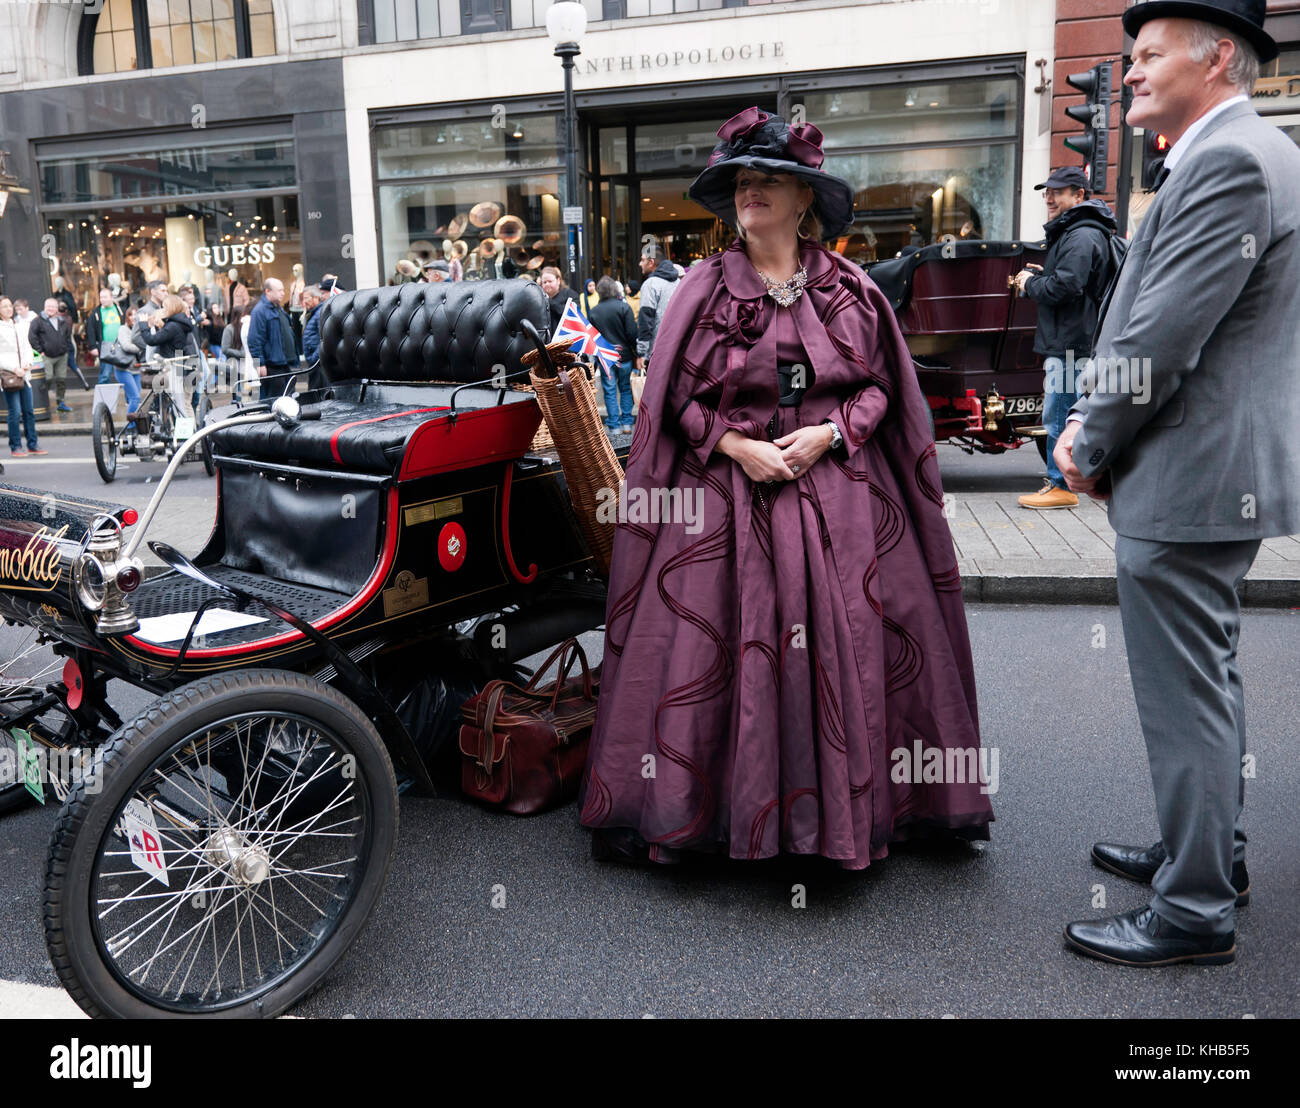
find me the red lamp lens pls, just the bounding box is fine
[117,565,141,593]
[122,508,138,526]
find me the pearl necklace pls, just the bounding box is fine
[755,265,808,307]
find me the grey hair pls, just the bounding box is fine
[595,275,620,299]
[1181,21,1261,93]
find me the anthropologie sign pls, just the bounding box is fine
[581,41,783,76]
[192,240,277,269]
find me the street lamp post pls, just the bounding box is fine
[546,2,587,292]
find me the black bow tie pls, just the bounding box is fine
[1153,164,1171,192]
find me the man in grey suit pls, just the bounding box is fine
[1055,0,1300,966]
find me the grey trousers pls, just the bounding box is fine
[45,353,69,402]
[1115,535,1261,935]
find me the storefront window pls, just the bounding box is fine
[824,144,1016,263]
[39,139,297,205]
[789,76,1020,262]
[377,175,565,281]
[43,196,302,318]
[633,120,720,174]
[375,115,562,178]
[803,79,1018,148]
[375,108,568,279]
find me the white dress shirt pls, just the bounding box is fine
[1161,94,1249,176]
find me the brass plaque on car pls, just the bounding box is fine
[382,570,430,617]
[404,497,463,526]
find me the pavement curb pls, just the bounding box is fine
[961,572,1300,607]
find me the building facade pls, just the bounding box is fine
[1,0,1297,316]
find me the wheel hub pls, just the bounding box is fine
[205,827,271,886]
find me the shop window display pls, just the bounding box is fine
[45,195,301,318]
[376,110,567,280]
[378,176,564,281]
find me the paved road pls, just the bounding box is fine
[2,604,1297,1018]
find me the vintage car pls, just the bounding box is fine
[867,239,1049,457]
[0,279,619,1018]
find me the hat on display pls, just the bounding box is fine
[470,201,503,228]
[1122,0,1277,62]
[496,214,527,243]
[451,239,469,258]
[447,213,469,237]
[526,254,545,270]
[395,259,419,279]
[1034,166,1092,191]
[478,238,499,259]
[688,106,855,239]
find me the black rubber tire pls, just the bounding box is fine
[44,669,398,1019]
[91,404,117,483]
[197,394,216,476]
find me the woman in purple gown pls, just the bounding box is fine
[580,107,993,868]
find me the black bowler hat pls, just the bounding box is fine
[1035,166,1091,192]
[1122,0,1278,63]
[688,106,855,239]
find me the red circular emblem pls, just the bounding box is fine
[438,522,467,572]
[63,658,85,711]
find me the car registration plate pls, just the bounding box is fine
[1004,395,1045,418]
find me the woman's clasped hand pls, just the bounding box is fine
[719,423,836,483]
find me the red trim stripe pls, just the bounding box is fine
[330,406,450,464]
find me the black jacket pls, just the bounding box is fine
[142,313,198,359]
[54,289,79,322]
[588,298,638,362]
[547,286,581,330]
[27,312,75,358]
[1023,198,1118,357]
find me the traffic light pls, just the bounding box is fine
[1064,63,1113,193]
[1141,130,1171,190]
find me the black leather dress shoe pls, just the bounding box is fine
[1064,906,1235,966]
[1091,840,1250,907]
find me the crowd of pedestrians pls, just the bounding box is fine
[0,269,345,455]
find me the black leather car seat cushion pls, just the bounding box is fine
[316,279,551,385]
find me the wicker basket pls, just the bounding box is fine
[523,342,624,576]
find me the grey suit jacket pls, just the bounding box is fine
[1071,101,1300,542]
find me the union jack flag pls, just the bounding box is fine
[554,298,621,373]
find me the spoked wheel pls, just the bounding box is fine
[196,394,216,477]
[0,624,73,814]
[45,670,398,1018]
[92,404,117,483]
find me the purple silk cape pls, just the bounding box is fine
[579,239,994,868]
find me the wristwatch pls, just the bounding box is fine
[823,419,843,451]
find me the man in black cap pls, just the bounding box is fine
[1012,165,1119,510]
[1055,0,1299,968]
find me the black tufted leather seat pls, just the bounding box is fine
[317,280,550,385]
[212,280,550,473]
